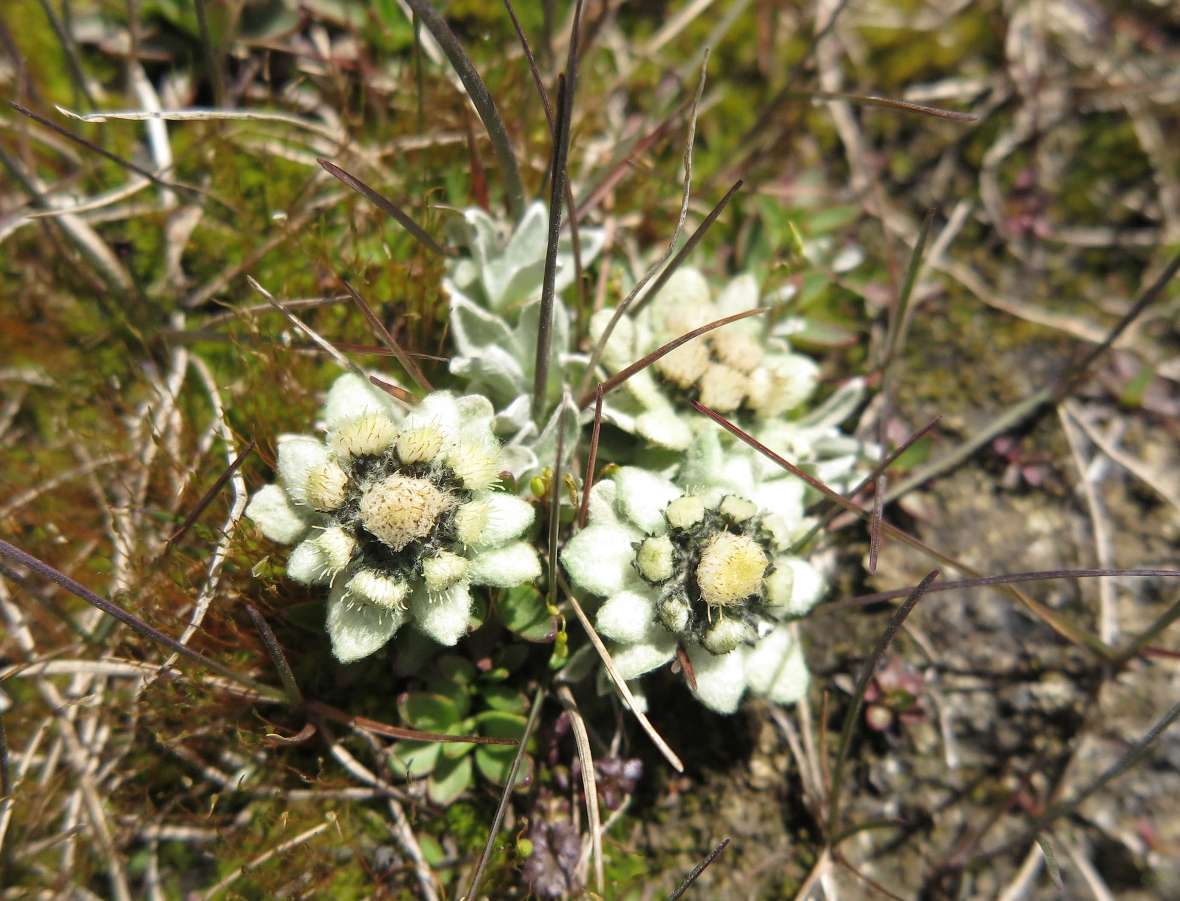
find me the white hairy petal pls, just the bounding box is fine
[276,435,327,507]
[715,273,760,320]
[609,629,677,681]
[596,589,658,645]
[560,523,640,597]
[583,480,621,527]
[687,643,748,715]
[635,408,693,452]
[326,583,404,663]
[474,493,535,547]
[468,541,541,588]
[402,390,462,440]
[778,557,825,617]
[757,479,806,531]
[411,582,473,646]
[613,467,681,534]
[745,626,810,705]
[322,372,398,431]
[287,538,329,585]
[245,484,308,545]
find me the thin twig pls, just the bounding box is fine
[341,276,433,394]
[576,386,604,528]
[668,836,732,900]
[318,158,454,258]
[563,580,684,772]
[245,606,302,704]
[165,439,255,549]
[827,570,939,840]
[557,685,602,892]
[461,685,545,901]
[579,306,767,409]
[533,75,573,420]
[403,0,524,219]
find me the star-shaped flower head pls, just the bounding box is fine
[589,268,824,451]
[560,466,823,714]
[245,373,541,663]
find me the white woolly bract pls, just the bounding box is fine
[245,484,307,545]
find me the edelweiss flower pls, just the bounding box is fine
[245,373,541,663]
[589,268,823,451]
[560,467,823,714]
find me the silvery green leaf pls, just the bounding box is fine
[797,377,865,428]
[531,390,581,473]
[448,288,515,356]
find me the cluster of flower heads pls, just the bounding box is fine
[245,204,865,716]
[246,374,540,663]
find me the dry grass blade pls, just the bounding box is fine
[871,210,935,572]
[818,568,1180,614]
[580,306,767,408]
[668,836,731,900]
[533,75,573,419]
[789,88,979,122]
[503,0,554,130]
[557,685,603,892]
[193,0,226,108]
[461,685,545,901]
[693,400,1114,659]
[574,96,694,221]
[1001,699,1180,863]
[791,415,941,554]
[317,159,454,258]
[340,277,433,393]
[165,438,255,549]
[563,581,685,772]
[1056,252,1180,398]
[247,277,391,397]
[301,700,515,746]
[577,386,605,527]
[404,0,524,219]
[828,570,939,839]
[368,374,417,405]
[0,537,285,698]
[11,102,177,194]
[580,59,712,395]
[245,605,303,704]
[627,179,743,323]
[1115,593,1180,666]
[199,815,335,900]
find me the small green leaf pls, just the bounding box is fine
[389,741,441,779]
[428,754,474,805]
[474,709,527,738]
[803,204,861,235]
[397,692,460,732]
[435,655,477,686]
[475,744,534,788]
[480,684,528,714]
[497,585,556,642]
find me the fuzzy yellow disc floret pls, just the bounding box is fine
[695,531,768,607]
[359,474,455,552]
[396,425,446,464]
[306,460,350,511]
[333,413,398,458]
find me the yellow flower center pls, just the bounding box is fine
[695,531,768,607]
[359,474,455,552]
